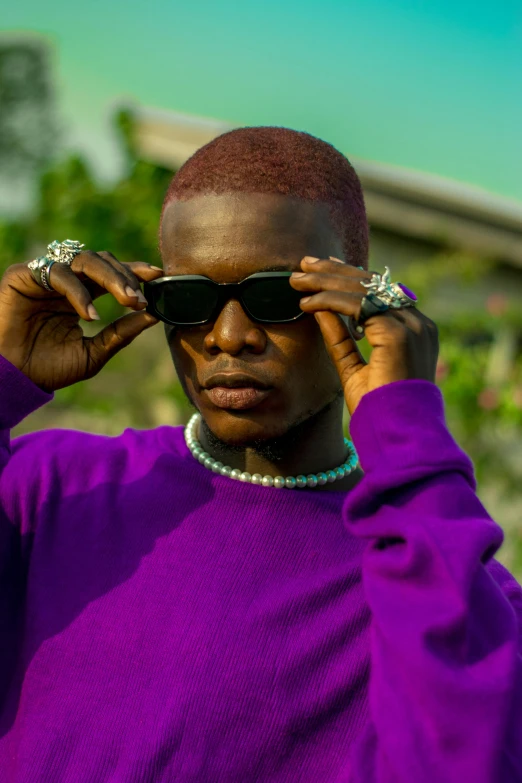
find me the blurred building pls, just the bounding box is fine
[130,105,522,321]
[130,104,522,406]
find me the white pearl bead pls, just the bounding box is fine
[184,413,355,490]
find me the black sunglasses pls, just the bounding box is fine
[143,272,306,326]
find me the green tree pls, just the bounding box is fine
[0,37,56,192]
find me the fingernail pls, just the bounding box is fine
[125,285,137,298]
[87,303,100,320]
[303,256,319,263]
[300,296,311,304]
[135,290,148,304]
[149,266,163,272]
[291,272,306,278]
[329,256,344,263]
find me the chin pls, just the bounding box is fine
[200,407,292,447]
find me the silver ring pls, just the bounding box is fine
[27,239,85,291]
[355,266,417,333]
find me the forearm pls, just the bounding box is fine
[342,380,522,782]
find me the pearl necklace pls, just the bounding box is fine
[184,413,359,489]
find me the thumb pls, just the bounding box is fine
[86,310,160,374]
[314,310,366,385]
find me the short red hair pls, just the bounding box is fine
[161,126,368,267]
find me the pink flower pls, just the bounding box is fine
[436,358,449,382]
[486,293,509,317]
[478,387,499,410]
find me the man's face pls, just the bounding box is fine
[160,191,350,445]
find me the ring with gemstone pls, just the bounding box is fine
[355,266,418,333]
[27,239,85,291]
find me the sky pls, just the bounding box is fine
[3,0,522,201]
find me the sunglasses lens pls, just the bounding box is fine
[154,281,218,324]
[242,277,303,322]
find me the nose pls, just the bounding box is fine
[203,298,267,356]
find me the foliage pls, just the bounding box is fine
[0,38,56,180]
[1,111,521,578]
[0,110,173,321]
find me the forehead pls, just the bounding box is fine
[160,192,343,281]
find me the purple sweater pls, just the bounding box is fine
[0,352,521,783]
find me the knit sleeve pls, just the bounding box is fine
[0,353,54,708]
[341,379,522,783]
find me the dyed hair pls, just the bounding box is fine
[160,126,369,267]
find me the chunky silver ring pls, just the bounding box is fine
[354,266,418,334]
[27,239,85,291]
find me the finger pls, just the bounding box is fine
[76,259,164,307]
[67,251,149,310]
[97,254,163,300]
[41,263,102,322]
[123,261,164,281]
[395,306,439,341]
[1,262,57,299]
[298,289,365,320]
[328,256,369,274]
[299,288,425,336]
[84,309,160,377]
[314,310,367,382]
[290,270,367,295]
[97,252,147,302]
[301,256,375,279]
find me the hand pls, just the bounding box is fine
[289,256,439,416]
[0,250,162,393]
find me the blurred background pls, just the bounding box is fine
[1,1,522,578]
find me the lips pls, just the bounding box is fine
[205,386,271,410]
[202,373,273,411]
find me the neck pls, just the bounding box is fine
[196,396,364,492]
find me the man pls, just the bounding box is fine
[0,126,520,782]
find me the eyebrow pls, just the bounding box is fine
[257,264,295,272]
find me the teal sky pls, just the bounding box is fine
[3,0,522,200]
